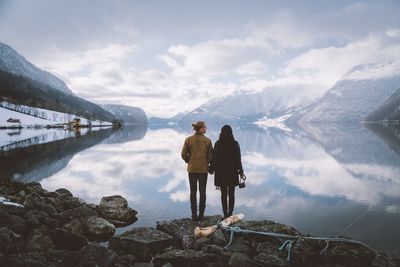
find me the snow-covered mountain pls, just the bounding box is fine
[0,42,72,95]
[298,59,400,124]
[102,104,148,125]
[0,42,116,122]
[365,87,400,122]
[177,84,324,123]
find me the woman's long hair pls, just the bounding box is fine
[219,125,235,143]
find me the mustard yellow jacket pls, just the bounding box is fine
[181,133,213,173]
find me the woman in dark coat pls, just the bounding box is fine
[209,125,244,218]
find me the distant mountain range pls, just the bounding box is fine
[152,59,400,127]
[0,42,146,124]
[298,59,400,124]
[102,104,147,125]
[175,84,325,124]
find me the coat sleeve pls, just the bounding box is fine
[181,138,190,163]
[236,142,244,175]
[207,139,213,163]
[209,141,218,172]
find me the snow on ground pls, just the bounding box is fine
[0,102,113,151]
[0,106,51,126]
[0,196,24,207]
[0,101,112,127]
[254,114,292,132]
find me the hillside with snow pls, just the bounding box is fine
[177,84,325,124]
[0,102,112,129]
[0,42,72,95]
[298,59,400,124]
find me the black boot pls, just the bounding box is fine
[198,206,205,221]
[191,207,197,221]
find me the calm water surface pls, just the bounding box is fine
[1,123,399,256]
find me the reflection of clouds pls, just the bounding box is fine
[35,125,400,256]
[41,128,187,205]
[243,150,400,205]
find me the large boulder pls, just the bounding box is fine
[98,195,138,227]
[85,216,116,241]
[154,248,226,267]
[109,227,175,261]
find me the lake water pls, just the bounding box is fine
[1,122,399,256]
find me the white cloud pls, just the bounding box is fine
[282,34,400,88]
[161,37,275,78]
[236,61,267,75]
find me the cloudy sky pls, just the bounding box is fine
[1,0,400,117]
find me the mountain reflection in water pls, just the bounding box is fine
[0,123,399,256]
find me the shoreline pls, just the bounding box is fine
[0,177,398,267]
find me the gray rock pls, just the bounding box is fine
[253,252,286,266]
[25,229,55,252]
[192,237,210,251]
[0,210,27,235]
[63,218,86,235]
[98,195,137,227]
[55,188,73,197]
[85,216,116,241]
[100,195,128,209]
[41,203,57,216]
[156,215,221,242]
[24,210,50,227]
[154,248,225,267]
[113,254,138,267]
[0,227,23,254]
[23,192,45,210]
[60,196,85,210]
[109,227,175,260]
[226,236,251,254]
[211,229,226,246]
[228,252,259,267]
[55,206,97,222]
[6,250,81,267]
[79,243,118,267]
[202,244,225,255]
[52,227,88,251]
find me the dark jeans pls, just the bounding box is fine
[221,186,235,216]
[188,172,207,214]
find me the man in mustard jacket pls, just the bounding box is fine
[181,121,213,221]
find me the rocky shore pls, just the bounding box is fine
[0,177,398,267]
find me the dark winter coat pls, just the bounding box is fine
[209,140,244,187]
